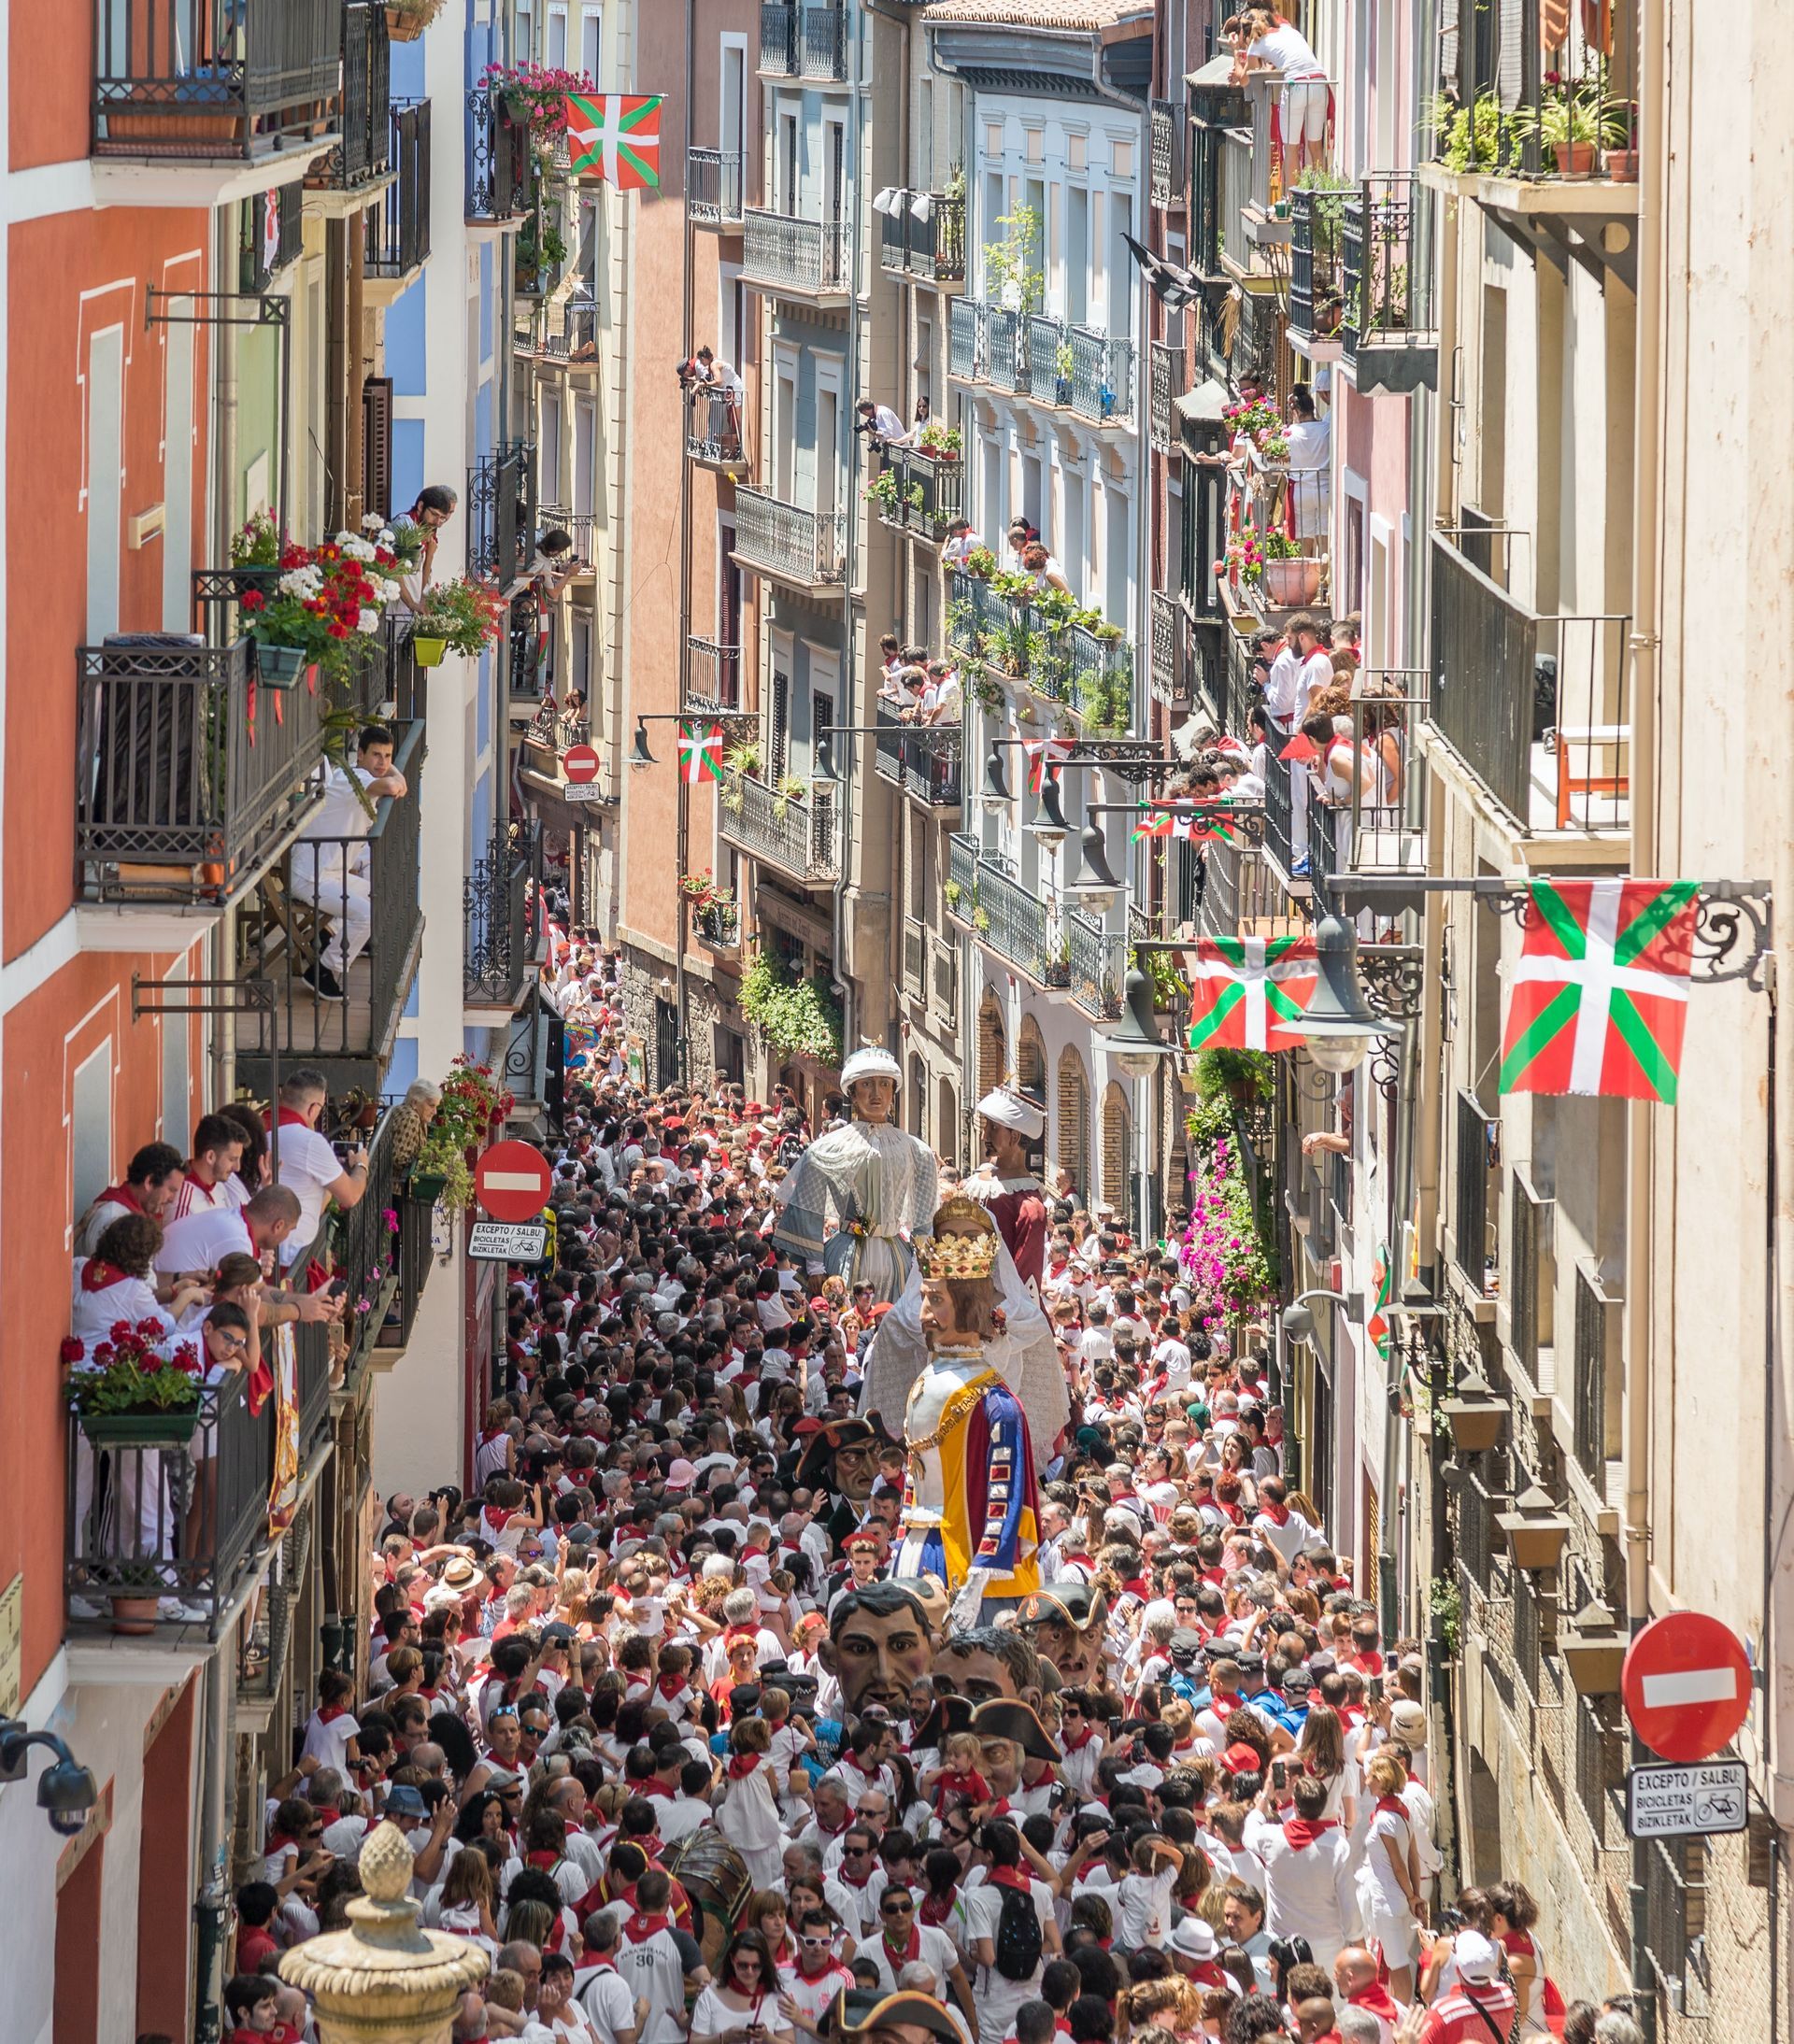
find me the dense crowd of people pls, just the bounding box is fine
[94,947,1646,2044]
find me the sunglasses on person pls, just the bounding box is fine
[799,1935,835,1951]
[489,1705,519,1721]
[881,1897,913,1915]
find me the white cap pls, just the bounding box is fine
[842,1046,904,1091]
[975,1086,1046,1140]
[1453,1931,1501,1984]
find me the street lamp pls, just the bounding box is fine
[1099,964,1176,1081]
[1061,823,1123,909]
[1287,905,1392,1073]
[1024,771,1071,847]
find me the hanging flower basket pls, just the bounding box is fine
[411,634,448,668]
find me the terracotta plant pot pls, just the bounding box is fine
[386,6,430,36]
[1261,557,1323,606]
[1602,148,1639,182]
[1553,140,1597,174]
[109,1596,162,1637]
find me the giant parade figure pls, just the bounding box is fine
[772,1046,939,1304]
[890,1195,1044,1624]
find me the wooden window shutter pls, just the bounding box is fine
[362,376,394,522]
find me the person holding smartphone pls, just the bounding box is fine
[689,1931,795,2044]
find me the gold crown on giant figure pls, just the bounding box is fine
[914,1221,1000,1281]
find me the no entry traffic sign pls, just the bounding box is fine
[475,1140,553,1224]
[563,744,601,783]
[1621,1611,1752,1764]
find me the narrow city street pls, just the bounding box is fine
[0,4,1786,2042]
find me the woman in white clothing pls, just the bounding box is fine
[690,1931,796,2044]
[1355,1751,1426,2003]
[1294,1704,1357,1830]
[718,1719,788,1890]
[1233,7,1330,191]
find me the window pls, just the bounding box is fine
[547,4,565,68]
[162,302,195,631]
[513,0,533,60]
[580,7,600,81]
[721,40,746,161]
[770,667,790,780]
[540,388,563,504]
[161,978,188,1147]
[85,326,123,643]
[809,688,833,777]
[574,399,596,515]
[71,1043,113,1226]
[1066,188,1089,326]
[780,114,799,215]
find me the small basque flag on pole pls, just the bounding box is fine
[678,722,724,785]
[563,93,665,188]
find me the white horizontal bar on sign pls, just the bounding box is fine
[1640,1668,1740,1709]
[482,1172,548,1192]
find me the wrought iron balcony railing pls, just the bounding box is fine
[77,633,328,905]
[686,385,748,468]
[719,773,840,884]
[690,148,745,227]
[1148,338,1184,454]
[878,192,966,284]
[946,834,1053,982]
[870,445,962,540]
[93,0,342,160]
[466,86,534,222]
[468,439,537,590]
[1150,98,1182,209]
[873,707,962,807]
[734,485,847,589]
[1289,184,1346,347]
[1341,174,1439,391]
[687,636,743,710]
[308,0,390,190]
[463,824,536,1009]
[743,208,849,298]
[240,179,305,291]
[233,720,426,1086]
[367,98,431,277]
[760,2,847,78]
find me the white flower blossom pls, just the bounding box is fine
[362,512,386,531]
[357,608,380,634]
[278,565,323,598]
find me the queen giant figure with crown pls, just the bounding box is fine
[894,1195,1042,1625]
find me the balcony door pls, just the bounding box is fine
[815,363,842,528]
[85,324,123,642]
[779,112,799,216]
[721,40,745,163]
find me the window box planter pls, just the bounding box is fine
[407,1171,448,1207]
[254,643,313,690]
[410,635,448,667]
[78,1408,202,1448]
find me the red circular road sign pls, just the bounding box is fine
[475,1140,554,1223]
[1621,1612,1751,1763]
[563,744,601,784]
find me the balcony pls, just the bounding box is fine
[878,192,967,286]
[734,485,847,595]
[695,900,742,953]
[93,0,342,162]
[466,86,534,223]
[760,3,848,82]
[463,825,535,1013]
[365,98,431,286]
[1217,126,1256,277]
[1066,907,1125,1021]
[520,707,608,810]
[945,569,1135,732]
[1150,99,1182,210]
[686,385,749,471]
[1149,589,1189,706]
[468,439,537,592]
[690,148,745,228]
[306,1,391,193]
[1148,338,1184,454]
[233,720,426,1092]
[688,636,743,712]
[1435,0,1642,213]
[335,1105,433,1383]
[947,833,1052,983]
[870,445,962,541]
[240,179,305,291]
[1306,674,1430,881]
[1341,175,1438,392]
[742,209,849,305]
[1288,184,1346,354]
[1235,72,1333,245]
[873,708,962,809]
[719,773,840,886]
[1429,532,1630,835]
[76,635,334,906]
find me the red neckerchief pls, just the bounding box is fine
[1210,1690,1244,1718]
[317,1704,351,1725]
[1190,1962,1226,1990]
[881,1922,921,1967]
[1346,1982,1401,2019]
[639,1778,676,1799]
[183,1169,216,1194]
[1282,1817,1336,1850]
[1060,1551,1092,1569]
[727,1753,761,1781]
[623,1910,670,1943]
[919,1893,955,1927]
[1256,1501,1290,1526]
[78,1260,130,1293]
[839,1862,876,1889]
[527,1849,561,1870]
[1216,1500,1242,1525]
[657,1672,687,1702]
[987,1866,1032,1895]
[815,1806,851,1837]
[481,1506,515,1535]
[1374,1794,1410,1821]
[266,1106,314,1130]
[1120,1576,1150,1598]
[1060,1725,1098,1753]
[93,1185,144,1215]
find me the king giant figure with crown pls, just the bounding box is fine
[893,1195,1042,1624]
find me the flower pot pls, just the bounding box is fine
[109,1596,163,1637]
[78,1408,201,1447]
[1261,557,1323,606]
[255,642,310,690]
[386,5,430,36]
[411,634,448,667]
[1602,148,1638,182]
[407,1171,448,1206]
[1553,140,1597,174]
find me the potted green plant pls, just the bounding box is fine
[410,576,506,664]
[385,0,446,36]
[1259,531,1322,607]
[65,1319,206,1446]
[408,1131,471,1211]
[963,545,998,580]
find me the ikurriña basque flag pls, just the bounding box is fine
[563,93,665,189]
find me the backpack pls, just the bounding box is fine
[993,1881,1044,1982]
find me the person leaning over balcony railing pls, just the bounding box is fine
[170,1111,248,1222]
[942,516,983,568]
[74,1139,183,1256]
[1022,540,1072,597]
[292,722,411,1002]
[393,483,459,612]
[1230,7,1331,192]
[1285,386,1331,560]
[71,1213,191,1354]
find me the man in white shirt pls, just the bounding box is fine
[1243,1775,1359,1972]
[858,397,910,447]
[269,1068,373,1264]
[291,723,410,1001]
[171,1114,246,1221]
[155,1184,302,1278]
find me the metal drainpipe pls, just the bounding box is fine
[826,0,875,1054]
[862,0,909,1056]
[190,1625,233,2044]
[675,0,696,1077]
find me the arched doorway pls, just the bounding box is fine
[977,987,1006,1099]
[937,1077,958,1171]
[1057,1046,1091,1204]
[1101,1081,1132,1219]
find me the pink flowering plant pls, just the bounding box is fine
[480,61,598,157]
[1179,1056,1276,1328]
